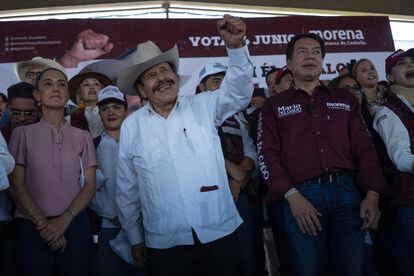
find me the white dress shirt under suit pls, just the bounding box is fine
[116,46,254,249]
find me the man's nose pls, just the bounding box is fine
[18,113,27,121]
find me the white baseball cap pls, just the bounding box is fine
[97,85,126,106]
[198,62,227,83]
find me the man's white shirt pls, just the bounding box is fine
[116,46,253,249]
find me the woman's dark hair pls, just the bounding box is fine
[286,33,326,61]
[328,73,360,89]
[35,67,68,90]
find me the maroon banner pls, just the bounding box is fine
[0,16,394,63]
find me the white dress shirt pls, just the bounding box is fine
[116,46,254,249]
[374,94,414,173]
[0,132,15,220]
[90,133,119,228]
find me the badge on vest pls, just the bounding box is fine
[326,102,351,111]
[277,104,303,118]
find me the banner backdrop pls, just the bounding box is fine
[0,16,394,95]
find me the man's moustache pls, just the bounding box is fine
[152,80,176,93]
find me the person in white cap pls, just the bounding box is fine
[88,86,143,276]
[373,48,414,276]
[115,14,253,275]
[14,57,67,86]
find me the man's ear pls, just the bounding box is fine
[33,90,41,102]
[137,83,148,99]
[198,82,206,92]
[286,59,292,71]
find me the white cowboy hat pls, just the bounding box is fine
[14,57,67,81]
[117,41,179,95]
[79,59,132,84]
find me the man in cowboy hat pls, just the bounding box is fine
[14,57,67,86]
[115,14,253,275]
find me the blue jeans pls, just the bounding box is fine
[392,207,414,276]
[276,175,365,276]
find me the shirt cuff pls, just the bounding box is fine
[125,225,144,246]
[226,45,252,67]
[357,172,394,196]
[398,155,414,173]
[265,173,295,202]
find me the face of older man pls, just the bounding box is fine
[137,62,179,110]
[25,67,44,86]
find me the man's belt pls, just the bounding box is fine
[310,171,355,184]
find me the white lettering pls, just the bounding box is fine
[309,29,365,41]
[338,30,346,40]
[200,37,211,46]
[210,36,221,46]
[326,102,351,111]
[188,36,200,47]
[356,30,364,39]
[277,104,303,117]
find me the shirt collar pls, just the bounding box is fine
[146,96,180,116]
[39,117,69,131]
[101,132,119,144]
[288,81,331,99]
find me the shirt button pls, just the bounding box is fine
[314,114,318,118]
[311,98,315,102]
[320,148,324,153]
[316,131,320,135]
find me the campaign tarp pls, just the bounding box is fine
[0,16,394,95]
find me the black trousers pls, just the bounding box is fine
[146,230,241,276]
[15,212,93,276]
